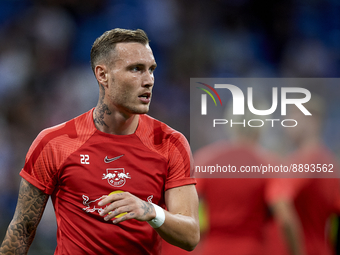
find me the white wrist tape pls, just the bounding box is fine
[147,203,165,228]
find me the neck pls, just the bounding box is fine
[93,102,139,135]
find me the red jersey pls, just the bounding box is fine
[266,145,340,255]
[193,141,273,255]
[20,108,195,255]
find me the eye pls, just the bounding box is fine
[149,66,156,74]
[132,66,141,72]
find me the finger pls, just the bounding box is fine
[100,199,129,216]
[104,205,132,221]
[112,211,136,224]
[98,192,125,207]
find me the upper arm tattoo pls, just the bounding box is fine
[0,178,49,254]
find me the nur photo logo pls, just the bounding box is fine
[196,82,223,115]
[193,79,313,129]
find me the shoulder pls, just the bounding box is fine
[27,110,95,159]
[136,114,191,157]
[138,114,188,143]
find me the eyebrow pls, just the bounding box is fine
[128,62,157,69]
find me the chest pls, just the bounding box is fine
[57,137,168,205]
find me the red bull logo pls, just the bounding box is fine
[82,192,154,219]
[102,168,131,187]
[82,195,105,214]
[82,193,125,218]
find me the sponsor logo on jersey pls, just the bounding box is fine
[82,194,153,218]
[147,195,153,203]
[82,195,105,214]
[104,155,124,163]
[102,168,131,187]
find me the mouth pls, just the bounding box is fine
[138,92,151,103]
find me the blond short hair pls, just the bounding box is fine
[90,28,149,73]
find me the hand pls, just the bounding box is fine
[98,192,156,224]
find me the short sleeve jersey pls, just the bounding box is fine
[266,145,340,255]
[20,108,196,255]
[192,141,274,255]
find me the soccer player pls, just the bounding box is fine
[180,102,276,255]
[266,95,340,255]
[0,28,200,254]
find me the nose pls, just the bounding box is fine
[143,71,154,88]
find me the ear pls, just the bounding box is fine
[94,64,108,87]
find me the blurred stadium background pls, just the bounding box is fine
[0,0,340,254]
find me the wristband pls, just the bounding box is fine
[147,203,165,228]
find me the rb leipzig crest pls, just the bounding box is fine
[102,168,131,187]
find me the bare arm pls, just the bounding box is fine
[98,184,200,251]
[271,199,306,255]
[155,184,200,251]
[0,178,49,255]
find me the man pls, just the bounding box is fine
[0,28,199,254]
[266,95,340,255]
[191,102,275,255]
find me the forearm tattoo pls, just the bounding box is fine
[0,179,49,254]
